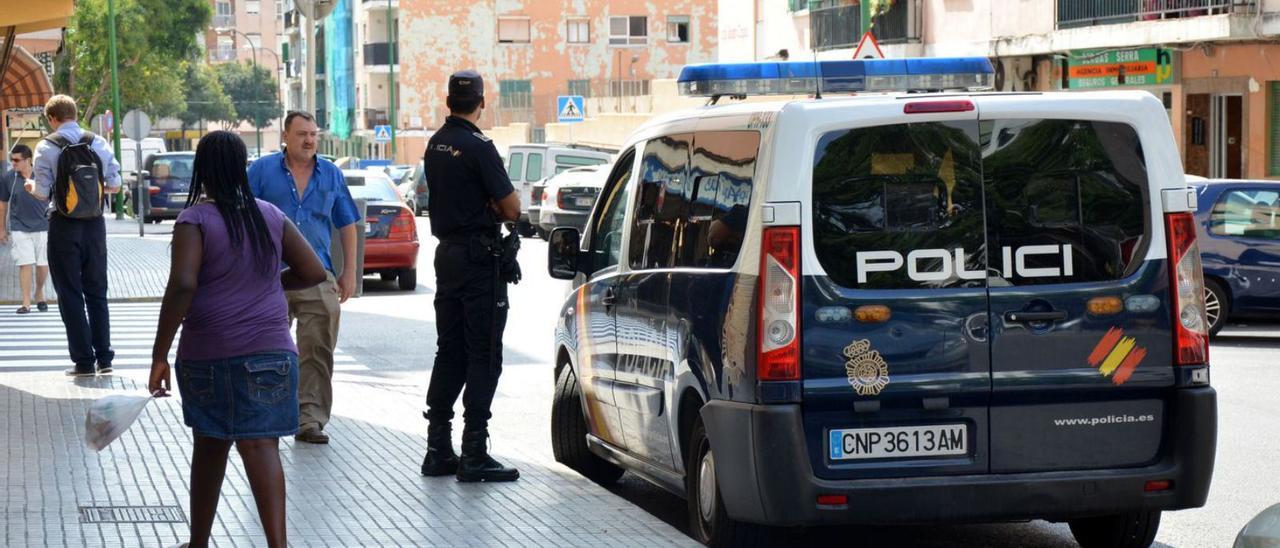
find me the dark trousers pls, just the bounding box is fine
[425,241,508,430]
[47,215,113,369]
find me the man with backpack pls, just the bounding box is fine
[25,94,122,377]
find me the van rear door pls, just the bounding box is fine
[802,103,991,480]
[978,102,1176,473]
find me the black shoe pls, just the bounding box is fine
[457,428,519,483]
[96,364,113,375]
[421,421,459,476]
[36,302,48,312]
[65,366,95,377]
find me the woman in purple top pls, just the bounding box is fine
[148,131,325,548]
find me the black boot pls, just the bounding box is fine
[456,427,519,483]
[420,422,459,477]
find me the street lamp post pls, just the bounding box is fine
[215,27,262,157]
[387,0,397,159]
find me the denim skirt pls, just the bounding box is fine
[176,351,299,440]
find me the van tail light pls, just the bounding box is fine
[904,100,975,114]
[532,188,544,206]
[758,226,801,381]
[388,209,418,241]
[1164,212,1208,365]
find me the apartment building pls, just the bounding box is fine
[726,0,1280,180]
[397,0,718,140]
[202,0,284,153]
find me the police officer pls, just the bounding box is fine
[420,70,521,482]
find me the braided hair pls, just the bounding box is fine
[185,131,275,274]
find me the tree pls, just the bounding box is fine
[53,0,211,122]
[214,61,283,132]
[178,61,237,132]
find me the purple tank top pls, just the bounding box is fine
[175,199,297,361]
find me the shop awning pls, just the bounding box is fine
[1,1,74,35]
[0,44,52,111]
[0,0,69,112]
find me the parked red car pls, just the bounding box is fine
[343,169,419,291]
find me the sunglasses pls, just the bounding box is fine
[9,157,24,163]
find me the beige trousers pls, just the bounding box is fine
[287,271,340,432]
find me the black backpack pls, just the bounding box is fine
[43,132,105,219]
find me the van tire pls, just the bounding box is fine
[1068,510,1161,548]
[517,220,537,238]
[687,416,771,548]
[551,365,625,485]
[1204,278,1229,336]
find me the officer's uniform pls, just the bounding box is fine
[420,70,519,482]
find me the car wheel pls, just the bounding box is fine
[686,416,770,547]
[1069,510,1161,548]
[396,268,417,291]
[550,365,625,485]
[380,272,397,282]
[517,220,537,238]
[1204,278,1229,336]
[536,227,549,241]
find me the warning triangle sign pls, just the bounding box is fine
[560,100,582,119]
[852,31,885,60]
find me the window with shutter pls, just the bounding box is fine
[1270,82,1280,176]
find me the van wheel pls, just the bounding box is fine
[687,416,770,547]
[396,269,417,291]
[1068,510,1161,548]
[536,227,549,241]
[551,365,625,485]
[1204,279,1229,336]
[517,221,537,238]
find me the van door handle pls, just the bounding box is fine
[602,288,617,308]
[1004,310,1067,323]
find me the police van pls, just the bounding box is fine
[545,57,1216,548]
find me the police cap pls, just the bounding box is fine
[448,70,485,99]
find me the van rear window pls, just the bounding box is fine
[812,119,1150,289]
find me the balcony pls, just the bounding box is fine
[362,109,389,130]
[362,42,398,68]
[213,14,235,28]
[810,0,920,51]
[1058,0,1253,28]
[209,48,236,63]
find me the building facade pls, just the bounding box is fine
[202,0,284,153]
[728,0,1280,180]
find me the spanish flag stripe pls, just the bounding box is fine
[1099,337,1136,376]
[1111,347,1147,385]
[1088,327,1124,366]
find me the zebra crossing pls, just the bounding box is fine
[0,301,367,372]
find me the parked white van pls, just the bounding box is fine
[505,144,611,236]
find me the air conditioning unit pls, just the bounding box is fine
[992,57,1037,92]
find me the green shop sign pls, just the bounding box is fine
[1068,48,1177,89]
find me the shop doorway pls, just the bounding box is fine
[1185,94,1210,177]
[1211,94,1243,179]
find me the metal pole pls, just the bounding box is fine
[107,0,124,219]
[387,0,396,160]
[224,28,262,157]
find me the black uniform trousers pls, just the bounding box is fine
[47,214,114,369]
[425,239,508,429]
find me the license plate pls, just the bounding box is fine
[169,193,188,204]
[575,197,593,207]
[829,423,968,461]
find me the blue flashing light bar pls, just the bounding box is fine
[677,57,995,98]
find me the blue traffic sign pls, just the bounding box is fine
[556,96,585,123]
[373,124,393,142]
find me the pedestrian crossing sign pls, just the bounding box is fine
[557,96,585,123]
[373,125,393,143]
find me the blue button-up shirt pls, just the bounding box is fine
[31,121,123,200]
[248,151,358,273]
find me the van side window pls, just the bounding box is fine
[586,148,637,275]
[527,152,544,182]
[1210,188,1280,240]
[813,121,986,289]
[681,130,761,269]
[507,152,525,181]
[983,119,1149,284]
[630,134,693,270]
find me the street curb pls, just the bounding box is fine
[0,296,163,306]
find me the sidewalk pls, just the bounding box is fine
[0,217,172,305]
[0,323,696,547]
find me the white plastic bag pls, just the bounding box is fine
[84,393,156,451]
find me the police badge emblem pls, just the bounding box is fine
[844,339,889,396]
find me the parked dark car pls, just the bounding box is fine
[399,164,428,216]
[1192,178,1280,334]
[142,152,195,222]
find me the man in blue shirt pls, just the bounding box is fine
[248,111,359,444]
[0,145,51,314]
[26,95,122,377]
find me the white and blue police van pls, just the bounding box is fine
[545,57,1216,548]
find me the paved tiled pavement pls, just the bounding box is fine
[0,301,696,547]
[0,218,172,305]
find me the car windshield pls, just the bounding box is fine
[345,175,401,202]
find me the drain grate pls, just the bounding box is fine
[78,505,186,524]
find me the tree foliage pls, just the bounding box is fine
[53,0,211,122]
[214,61,283,130]
[178,61,237,129]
